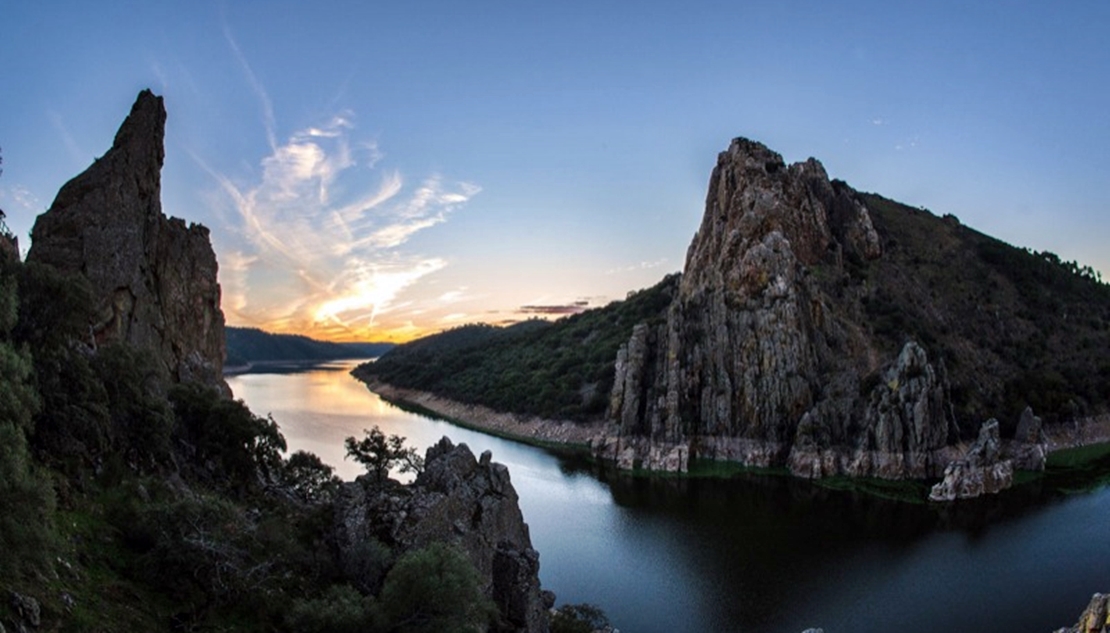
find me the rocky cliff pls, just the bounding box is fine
[1054,593,1110,633]
[596,137,1086,485]
[334,437,551,633]
[26,90,226,388]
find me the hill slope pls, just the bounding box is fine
[357,138,1110,482]
[225,326,393,367]
[355,275,678,421]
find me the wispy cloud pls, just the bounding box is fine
[205,35,477,340]
[518,300,590,316]
[223,21,277,151]
[47,110,86,167]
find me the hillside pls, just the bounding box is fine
[357,139,1110,486]
[852,193,1110,431]
[356,274,679,421]
[225,326,393,367]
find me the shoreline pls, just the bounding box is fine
[355,374,1110,478]
[357,376,601,452]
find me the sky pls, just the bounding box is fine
[1,1,1108,342]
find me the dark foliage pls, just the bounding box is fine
[345,426,424,483]
[169,383,286,490]
[225,326,393,366]
[359,274,679,421]
[281,450,342,503]
[552,603,611,633]
[853,194,1110,434]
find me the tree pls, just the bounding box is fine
[344,426,423,483]
[281,450,341,503]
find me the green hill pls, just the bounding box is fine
[355,274,679,421]
[356,192,1110,438]
[225,326,393,367]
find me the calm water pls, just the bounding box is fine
[227,360,1110,633]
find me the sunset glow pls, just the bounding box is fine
[3,3,1108,342]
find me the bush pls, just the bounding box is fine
[169,383,286,490]
[374,541,495,633]
[91,344,174,471]
[0,421,56,579]
[284,584,374,633]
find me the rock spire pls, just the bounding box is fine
[27,90,226,388]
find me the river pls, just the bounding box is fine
[227,359,1110,633]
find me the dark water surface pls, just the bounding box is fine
[227,360,1110,633]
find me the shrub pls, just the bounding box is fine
[281,450,341,503]
[169,383,286,490]
[0,421,56,579]
[284,584,374,633]
[374,541,496,633]
[552,603,612,633]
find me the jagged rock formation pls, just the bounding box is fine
[929,407,1048,501]
[599,138,959,479]
[334,438,550,633]
[1054,593,1110,633]
[26,90,226,388]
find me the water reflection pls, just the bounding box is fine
[228,360,1110,633]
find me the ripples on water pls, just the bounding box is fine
[228,360,1110,633]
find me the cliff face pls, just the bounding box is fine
[600,138,959,479]
[334,438,550,633]
[27,90,226,388]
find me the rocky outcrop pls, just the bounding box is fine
[929,407,1048,501]
[598,138,957,479]
[928,419,1012,501]
[1054,593,1110,633]
[27,90,226,388]
[334,438,550,633]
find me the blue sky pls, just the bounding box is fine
[2,1,1107,341]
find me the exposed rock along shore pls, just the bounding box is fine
[359,376,599,448]
[357,375,1110,493]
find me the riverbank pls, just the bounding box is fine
[358,376,600,451]
[356,374,1110,485]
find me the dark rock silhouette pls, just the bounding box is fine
[334,438,550,633]
[27,90,226,390]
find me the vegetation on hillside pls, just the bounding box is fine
[225,326,393,367]
[0,259,497,632]
[360,190,1110,439]
[848,193,1110,434]
[357,274,680,421]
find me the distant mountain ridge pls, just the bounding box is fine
[225,326,393,368]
